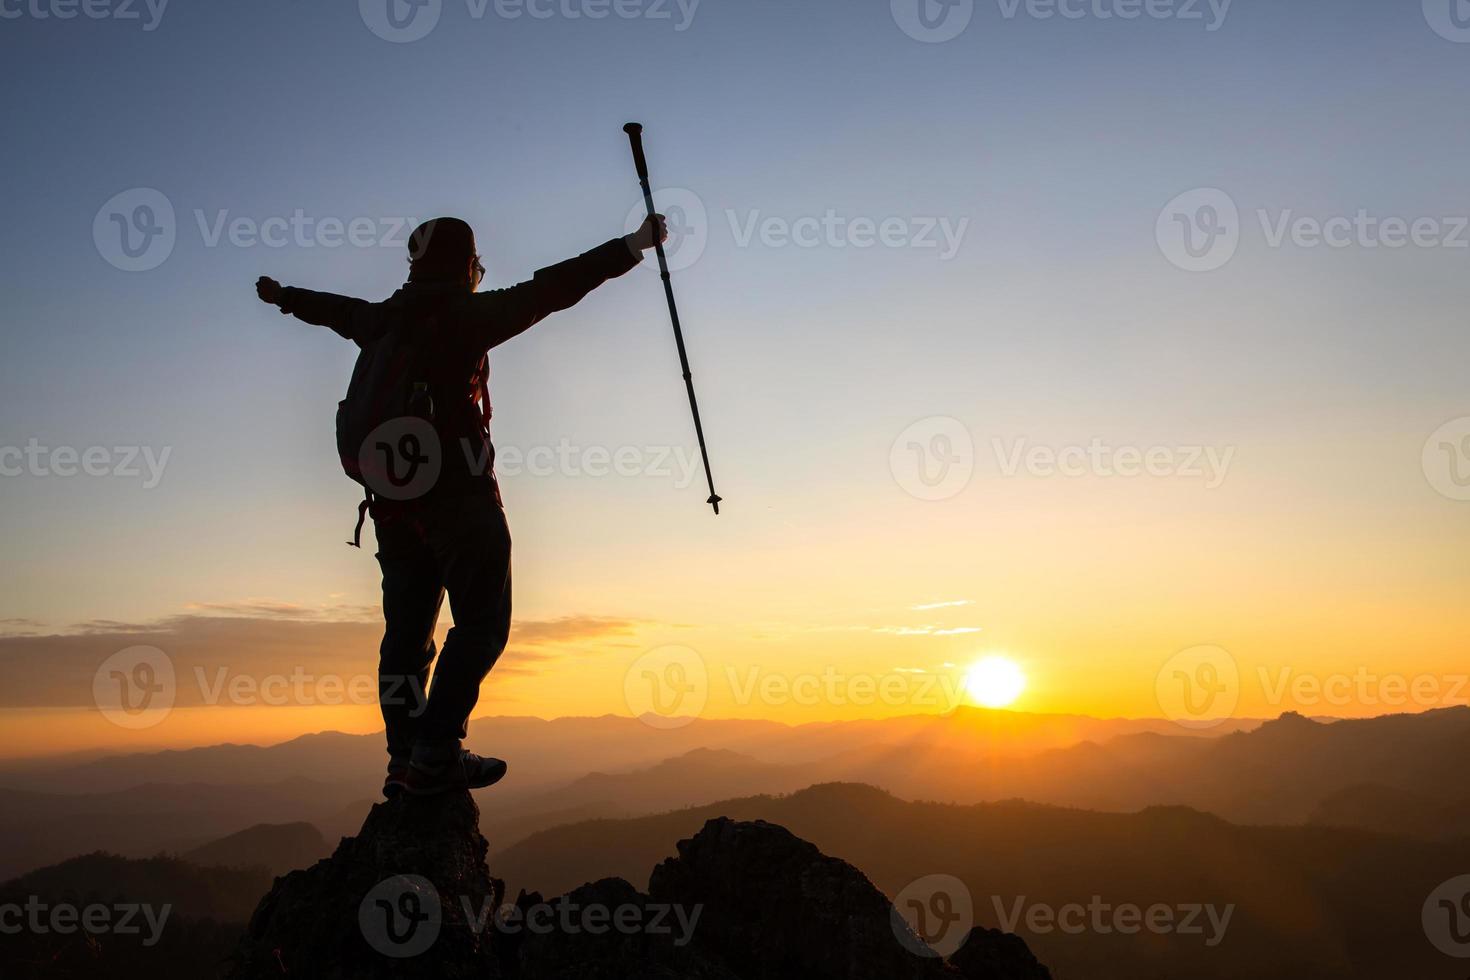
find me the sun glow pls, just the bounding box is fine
[963,656,1027,709]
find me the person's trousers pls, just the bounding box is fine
[373,490,512,769]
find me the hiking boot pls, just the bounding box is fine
[404,750,508,796]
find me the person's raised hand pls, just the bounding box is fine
[625,213,669,254]
[256,276,282,306]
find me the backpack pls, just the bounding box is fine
[333,300,494,547]
[335,312,445,546]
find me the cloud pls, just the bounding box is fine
[0,618,45,637]
[910,600,975,611]
[185,599,380,622]
[0,607,650,709]
[873,626,983,637]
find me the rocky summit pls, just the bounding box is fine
[229,792,1050,980]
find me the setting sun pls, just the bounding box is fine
[963,656,1027,709]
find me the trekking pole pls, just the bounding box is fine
[623,122,722,515]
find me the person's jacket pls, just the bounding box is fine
[278,237,641,496]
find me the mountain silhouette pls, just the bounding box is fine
[228,791,1051,979]
[183,822,331,877]
[491,782,1470,980]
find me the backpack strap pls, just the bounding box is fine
[348,487,376,549]
[476,354,492,430]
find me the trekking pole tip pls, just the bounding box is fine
[708,494,722,515]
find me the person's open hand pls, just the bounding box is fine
[625,213,669,254]
[256,276,282,306]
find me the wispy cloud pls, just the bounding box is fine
[186,599,380,623]
[910,599,975,611]
[874,625,983,637]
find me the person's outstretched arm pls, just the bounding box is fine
[466,214,668,351]
[255,277,387,347]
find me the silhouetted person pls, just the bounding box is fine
[256,213,667,795]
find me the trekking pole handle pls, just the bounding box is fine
[623,123,650,183]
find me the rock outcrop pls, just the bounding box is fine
[230,792,502,979]
[230,796,1049,980]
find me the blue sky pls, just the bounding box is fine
[2,0,1468,730]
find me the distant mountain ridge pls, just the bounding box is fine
[183,822,331,877]
[0,707,1464,882]
[491,782,1470,980]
